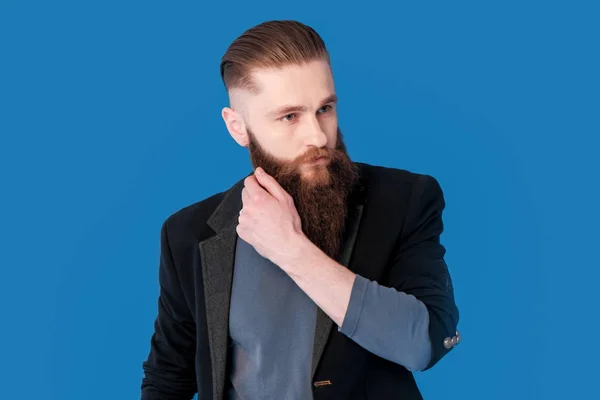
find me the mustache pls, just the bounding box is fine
[277,146,336,176]
[295,147,331,163]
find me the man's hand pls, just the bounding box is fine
[238,167,357,328]
[236,167,307,266]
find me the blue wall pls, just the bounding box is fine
[1,1,598,398]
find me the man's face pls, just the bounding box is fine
[223,59,359,258]
[230,59,340,183]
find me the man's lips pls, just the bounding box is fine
[306,156,329,165]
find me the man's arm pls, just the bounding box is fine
[337,274,432,372]
[281,174,459,371]
[380,173,460,370]
[141,220,197,400]
[340,174,460,371]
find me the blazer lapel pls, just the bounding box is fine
[198,177,245,400]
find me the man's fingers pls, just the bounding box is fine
[241,187,250,209]
[254,167,287,202]
[244,174,272,211]
[244,175,264,196]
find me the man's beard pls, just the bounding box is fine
[247,127,359,260]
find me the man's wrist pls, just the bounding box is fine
[278,232,322,272]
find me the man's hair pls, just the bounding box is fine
[220,20,330,93]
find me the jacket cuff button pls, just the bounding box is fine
[443,337,452,349]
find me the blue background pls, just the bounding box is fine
[1,0,598,399]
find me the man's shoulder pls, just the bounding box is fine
[358,163,446,238]
[162,178,242,241]
[169,191,225,223]
[359,162,440,192]
[358,162,445,219]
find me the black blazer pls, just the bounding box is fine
[141,162,460,400]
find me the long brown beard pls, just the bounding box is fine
[247,128,359,260]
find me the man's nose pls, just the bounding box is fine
[303,118,328,148]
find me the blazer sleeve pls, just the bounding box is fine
[141,220,197,400]
[386,174,460,370]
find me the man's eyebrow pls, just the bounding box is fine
[266,94,338,118]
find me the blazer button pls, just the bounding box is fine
[451,336,458,347]
[443,337,452,349]
[455,330,461,345]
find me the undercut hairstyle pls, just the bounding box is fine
[220,20,330,93]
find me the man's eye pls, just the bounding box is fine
[318,105,332,114]
[282,113,296,122]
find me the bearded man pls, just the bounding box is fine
[141,20,460,400]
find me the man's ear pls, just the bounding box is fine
[221,107,249,147]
